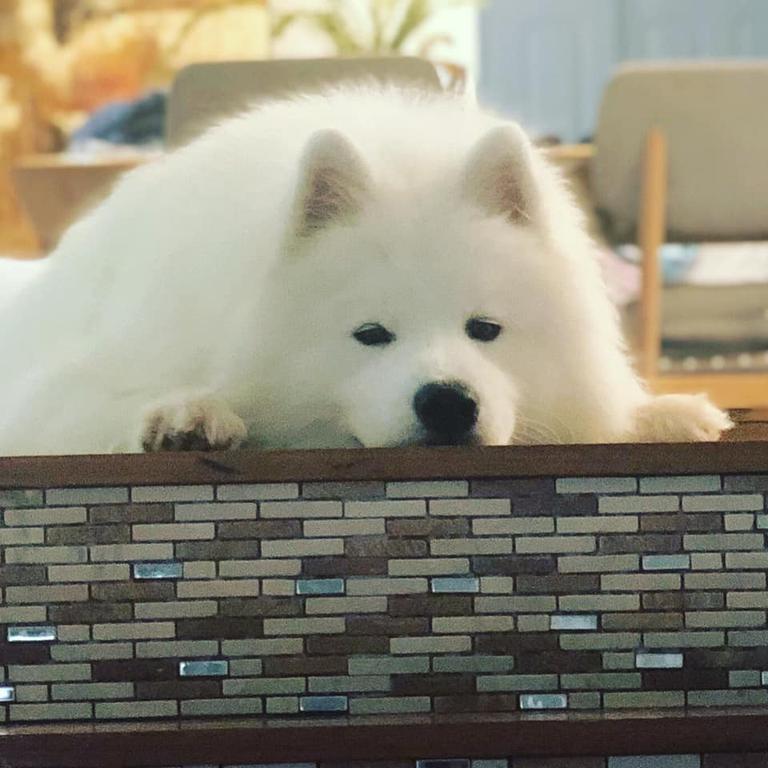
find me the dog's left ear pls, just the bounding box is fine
[293,129,370,238]
[462,125,540,225]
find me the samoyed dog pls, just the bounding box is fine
[0,86,731,455]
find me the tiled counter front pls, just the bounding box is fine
[2,471,768,724]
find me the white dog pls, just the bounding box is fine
[0,86,731,455]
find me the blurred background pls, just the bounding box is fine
[0,0,478,253]
[1,0,767,409]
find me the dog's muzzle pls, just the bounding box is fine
[413,381,479,446]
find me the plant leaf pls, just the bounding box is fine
[310,11,365,55]
[389,0,431,52]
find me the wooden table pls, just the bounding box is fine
[12,146,594,252]
[12,154,146,252]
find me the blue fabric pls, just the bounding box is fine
[658,243,699,282]
[615,243,699,283]
[70,90,167,147]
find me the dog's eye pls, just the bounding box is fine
[353,323,395,347]
[466,318,502,342]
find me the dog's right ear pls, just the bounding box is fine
[291,129,370,239]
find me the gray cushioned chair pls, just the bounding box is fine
[592,61,768,408]
[166,57,442,148]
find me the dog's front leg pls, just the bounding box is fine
[628,393,733,443]
[138,392,247,452]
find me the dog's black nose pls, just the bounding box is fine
[413,382,478,444]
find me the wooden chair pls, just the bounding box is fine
[166,56,442,147]
[592,62,768,408]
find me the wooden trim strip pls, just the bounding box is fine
[637,127,667,380]
[649,372,768,410]
[3,711,768,767]
[0,441,766,488]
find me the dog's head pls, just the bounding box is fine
[260,121,584,447]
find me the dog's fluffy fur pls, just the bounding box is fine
[0,86,731,455]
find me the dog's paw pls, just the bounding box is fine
[140,395,247,452]
[631,393,733,443]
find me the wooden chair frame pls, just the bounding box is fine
[637,128,768,408]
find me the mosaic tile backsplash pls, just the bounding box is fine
[2,473,768,723]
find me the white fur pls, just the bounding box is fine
[0,86,731,455]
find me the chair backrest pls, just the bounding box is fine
[166,57,442,148]
[591,61,768,242]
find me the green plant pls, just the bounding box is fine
[272,0,483,57]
